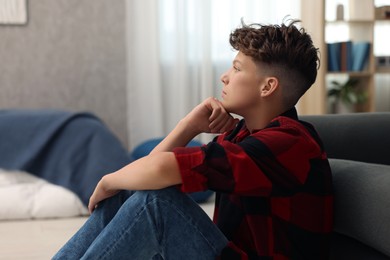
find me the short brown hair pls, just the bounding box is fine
[229,19,319,107]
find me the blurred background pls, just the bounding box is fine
[1,0,389,150]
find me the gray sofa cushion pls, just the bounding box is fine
[303,113,390,165]
[330,233,390,260]
[330,159,390,257]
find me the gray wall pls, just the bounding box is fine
[0,0,128,146]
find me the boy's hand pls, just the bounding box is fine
[88,174,119,214]
[183,97,239,134]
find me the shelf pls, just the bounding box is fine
[375,19,390,22]
[376,67,390,73]
[327,71,373,77]
[326,19,374,24]
[319,0,390,114]
[323,0,380,114]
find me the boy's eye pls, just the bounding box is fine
[233,66,240,71]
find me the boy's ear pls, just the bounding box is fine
[260,77,279,97]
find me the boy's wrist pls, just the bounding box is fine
[178,118,202,137]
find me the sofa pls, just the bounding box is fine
[302,113,390,259]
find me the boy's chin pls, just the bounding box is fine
[221,102,234,113]
[220,100,229,108]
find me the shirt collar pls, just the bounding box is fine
[250,107,299,133]
[279,107,298,120]
[224,107,298,142]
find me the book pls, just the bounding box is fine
[340,41,353,71]
[352,42,371,71]
[327,42,341,72]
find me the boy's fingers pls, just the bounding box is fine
[208,99,224,121]
[210,115,239,133]
[204,97,238,133]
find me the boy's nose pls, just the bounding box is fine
[220,71,228,85]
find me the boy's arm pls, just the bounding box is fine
[88,151,180,213]
[151,97,238,153]
[88,97,238,213]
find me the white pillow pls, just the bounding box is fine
[0,169,88,220]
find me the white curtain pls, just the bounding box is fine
[126,0,300,149]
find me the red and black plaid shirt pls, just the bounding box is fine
[173,108,333,259]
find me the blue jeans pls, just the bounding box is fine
[53,187,228,259]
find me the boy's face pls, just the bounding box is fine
[220,51,266,116]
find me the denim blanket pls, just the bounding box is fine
[0,110,132,206]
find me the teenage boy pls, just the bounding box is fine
[53,20,333,260]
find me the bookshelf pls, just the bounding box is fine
[323,0,390,113]
[324,0,375,113]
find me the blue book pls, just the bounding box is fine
[327,42,341,72]
[352,42,371,71]
[340,41,353,71]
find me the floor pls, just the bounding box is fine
[0,217,88,260]
[0,200,214,260]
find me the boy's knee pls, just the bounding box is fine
[134,187,182,202]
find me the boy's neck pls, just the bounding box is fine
[244,106,288,132]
